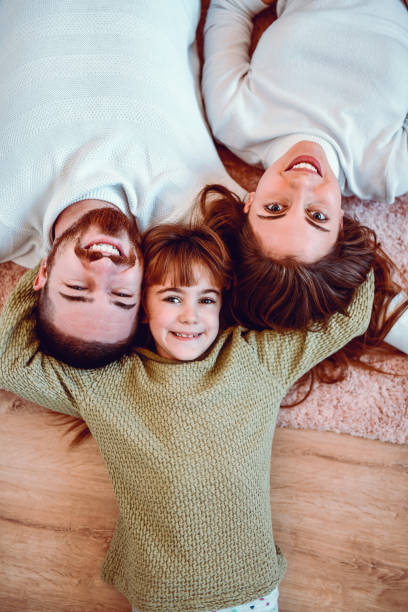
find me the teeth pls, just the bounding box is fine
[292,162,318,173]
[88,243,120,256]
[172,332,201,338]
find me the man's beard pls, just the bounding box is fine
[46,207,141,271]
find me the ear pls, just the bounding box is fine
[243,192,254,214]
[33,258,48,291]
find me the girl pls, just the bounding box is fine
[0,223,375,612]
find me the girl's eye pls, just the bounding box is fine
[266,202,284,213]
[309,210,327,222]
[164,296,181,304]
[200,297,216,305]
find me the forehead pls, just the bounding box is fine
[149,261,220,288]
[253,220,336,263]
[49,292,140,341]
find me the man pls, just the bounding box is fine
[0,0,243,364]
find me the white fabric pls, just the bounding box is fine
[203,0,408,202]
[384,294,408,354]
[132,587,279,612]
[0,0,244,267]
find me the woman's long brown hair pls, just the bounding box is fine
[197,184,408,403]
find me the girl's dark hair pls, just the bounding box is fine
[141,222,232,293]
[198,184,408,400]
[139,222,233,341]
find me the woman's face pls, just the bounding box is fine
[244,141,343,263]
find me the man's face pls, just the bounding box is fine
[34,208,143,344]
[244,141,343,263]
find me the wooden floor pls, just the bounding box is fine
[1,390,407,612]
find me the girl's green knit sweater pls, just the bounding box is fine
[0,268,374,612]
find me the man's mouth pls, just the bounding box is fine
[285,156,322,176]
[85,241,123,256]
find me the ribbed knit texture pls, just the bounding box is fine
[0,0,243,267]
[0,268,374,612]
[203,0,408,202]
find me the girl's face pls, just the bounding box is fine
[144,264,222,361]
[244,141,343,263]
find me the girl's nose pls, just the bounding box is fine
[179,302,198,324]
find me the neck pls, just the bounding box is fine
[52,199,119,242]
[266,134,340,179]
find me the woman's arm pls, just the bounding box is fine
[202,0,266,143]
[383,293,408,354]
[249,270,375,390]
[0,268,90,418]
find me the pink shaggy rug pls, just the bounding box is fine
[1,3,407,444]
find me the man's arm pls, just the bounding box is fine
[249,270,375,390]
[202,0,266,144]
[0,267,86,418]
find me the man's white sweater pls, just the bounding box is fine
[0,0,242,267]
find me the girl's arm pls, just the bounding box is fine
[0,267,93,418]
[202,0,266,145]
[248,270,375,390]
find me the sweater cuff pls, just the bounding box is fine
[384,293,408,354]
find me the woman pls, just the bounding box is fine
[199,0,408,383]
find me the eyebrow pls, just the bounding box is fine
[156,287,220,295]
[58,292,137,310]
[256,213,330,233]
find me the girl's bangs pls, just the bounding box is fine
[146,248,222,288]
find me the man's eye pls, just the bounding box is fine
[67,285,86,291]
[113,291,133,298]
[266,202,284,213]
[310,210,327,222]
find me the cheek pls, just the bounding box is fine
[148,308,170,333]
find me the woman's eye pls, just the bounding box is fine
[266,202,284,213]
[310,210,327,222]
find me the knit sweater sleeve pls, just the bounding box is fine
[247,269,375,390]
[202,0,265,148]
[0,267,96,419]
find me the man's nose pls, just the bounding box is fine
[83,254,121,278]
